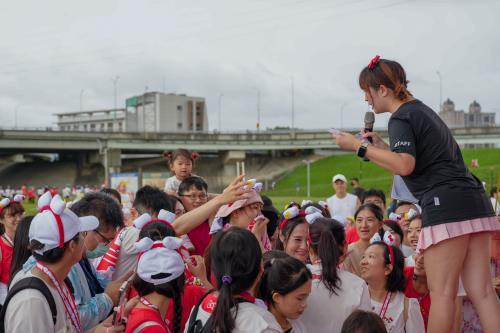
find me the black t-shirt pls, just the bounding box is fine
[388,100,494,227]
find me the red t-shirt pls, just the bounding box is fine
[345,226,359,244]
[127,285,206,333]
[404,266,430,331]
[125,307,168,333]
[166,285,206,332]
[187,221,211,256]
[0,236,14,284]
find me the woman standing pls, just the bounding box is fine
[333,56,500,333]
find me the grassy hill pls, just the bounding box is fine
[264,148,500,209]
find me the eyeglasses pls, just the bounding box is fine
[93,230,114,245]
[180,194,208,201]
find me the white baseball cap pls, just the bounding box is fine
[135,237,185,285]
[29,192,99,254]
[332,174,347,183]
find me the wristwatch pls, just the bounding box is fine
[357,141,370,158]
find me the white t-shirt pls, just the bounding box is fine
[112,227,140,280]
[5,269,79,333]
[370,291,425,333]
[299,264,372,333]
[404,255,416,267]
[184,295,282,333]
[326,193,359,222]
[164,176,183,194]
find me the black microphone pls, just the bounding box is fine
[362,112,375,161]
[364,111,375,143]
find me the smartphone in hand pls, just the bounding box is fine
[328,128,341,135]
[112,277,133,327]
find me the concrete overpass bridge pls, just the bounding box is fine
[1,127,500,153]
[1,127,499,187]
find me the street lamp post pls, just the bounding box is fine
[302,159,312,197]
[112,76,120,126]
[252,87,261,131]
[218,93,224,131]
[291,76,295,129]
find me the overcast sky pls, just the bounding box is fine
[0,0,499,131]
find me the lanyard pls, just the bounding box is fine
[238,291,256,304]
[1,234,14,247]
[379,291,392,320]
[36,262,82,333]
[140,297,159,310]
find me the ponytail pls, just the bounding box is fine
[172,289,183,333]
[309,218,346,295]
[211,283,237,333]
[210,228,262,333]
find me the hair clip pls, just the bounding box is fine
[368,55,381,70]
[221,275,233,285]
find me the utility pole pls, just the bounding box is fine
[302,159,312,197]
[112,76,120,128]
[252,87,261,131]
[291,76,295,129]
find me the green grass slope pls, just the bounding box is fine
[265,148,500,209]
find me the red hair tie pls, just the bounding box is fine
[368,55,381,70]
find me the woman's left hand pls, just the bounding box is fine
[332,132,362,151]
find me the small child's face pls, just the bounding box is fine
[170,156,193,180]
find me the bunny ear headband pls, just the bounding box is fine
[134,237,185,285]
[0,194,25,214]
[242,179,263,192]
[279,206,324,230]
[370,230,395,265]
[133,209,176,230]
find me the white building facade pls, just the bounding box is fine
[55,92,208,133]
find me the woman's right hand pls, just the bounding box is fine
[217,175,253,205]
[361,129,390,150]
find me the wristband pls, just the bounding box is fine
[357,141,369,158]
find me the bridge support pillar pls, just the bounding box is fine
[220,151,246,186]
[103,148,122,186]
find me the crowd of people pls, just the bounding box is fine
[0,57,499,333]
[0,147,498,333]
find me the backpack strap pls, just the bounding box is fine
[186,290,253,333]
[132,320,163,333]
[403,295,409,323]
[186,289,214,333]
[0,277,57,332]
